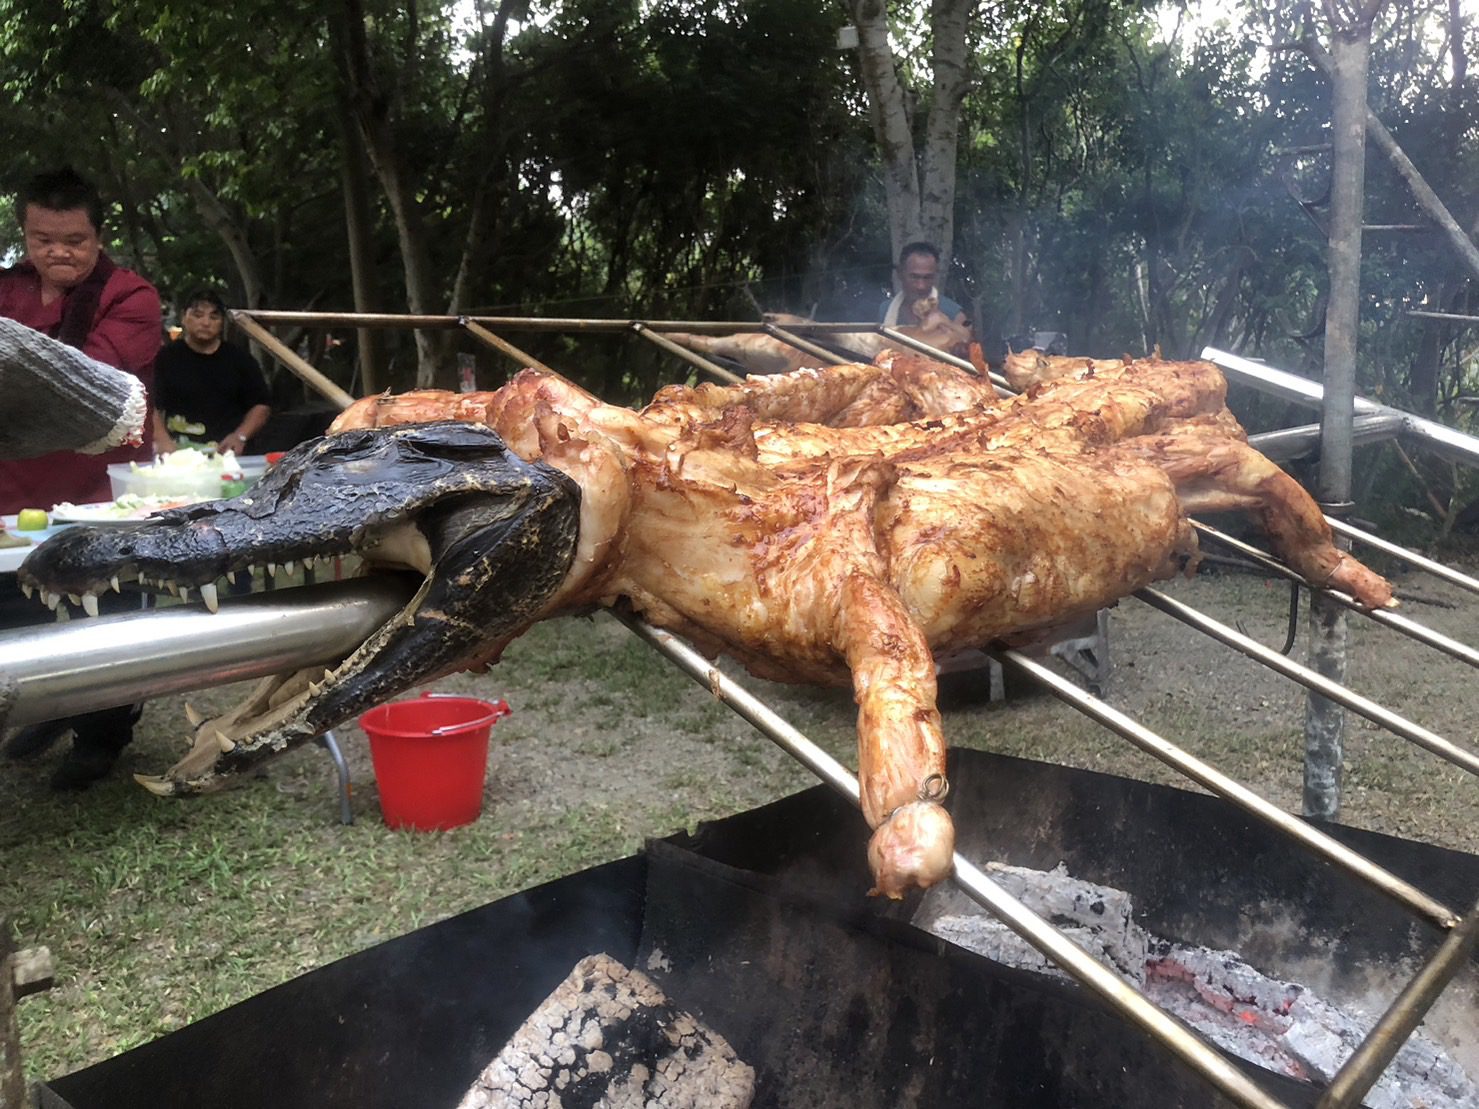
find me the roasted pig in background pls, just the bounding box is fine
[18,351,1392,898]
[665,302,971,377]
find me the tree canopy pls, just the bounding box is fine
[0,0,1475,466]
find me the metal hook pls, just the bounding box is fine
[1280,581,1301,656]
[918,773,950,802]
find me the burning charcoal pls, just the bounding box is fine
[917,861,1479,1108]
[457,953,754,1109]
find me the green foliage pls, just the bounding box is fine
[0,0,1474,479]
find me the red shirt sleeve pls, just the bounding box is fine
[86,269,162,383]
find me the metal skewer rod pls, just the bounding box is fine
[1191,522,1479,670]
[1325,517,1479,597]
[460,318,558,375]
[241,309,932,337]
[761,322,852,365]
[630,322,742,384]
[1316,894,1479,1109]
[616,611,1289,1109]
[229,311,356,409]
[1135,587,1479,779]
[995,649,1457,931]
[874,326,977,372]
[1203,346,1479,468]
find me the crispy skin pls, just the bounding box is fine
[25,350,1390,899]
[333,350,1385,898]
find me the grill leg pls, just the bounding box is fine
[315,729,353,825]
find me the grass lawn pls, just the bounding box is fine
[3,565,1476,1086]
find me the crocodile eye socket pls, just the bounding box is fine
[393,422,508,461]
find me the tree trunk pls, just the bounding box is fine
[105,92,269,310]
[918,0,972,265]
[334,0,454,389]
[852,0,923,261]
[333,52,388,396]
[185,180,267,310]
[851,0,972,270]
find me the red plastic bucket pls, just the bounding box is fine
[358,692,512,831]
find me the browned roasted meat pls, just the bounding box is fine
[665,305,972,378]
[1002,348,1127,391]
[332,352,1391,899]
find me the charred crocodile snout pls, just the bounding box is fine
[18,422,582,793]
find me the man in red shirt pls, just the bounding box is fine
[0,167,162,789]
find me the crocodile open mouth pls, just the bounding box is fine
[17,421,581,794]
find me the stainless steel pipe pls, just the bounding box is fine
[1135,586,1479,778]
[997,648,1457,931]
[0,579,410,729]
[1326,517,1479,597]
[1203,346,1479,469]
[616,610,1288,1109]
[1191,521,1479,671]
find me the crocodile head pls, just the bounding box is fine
[18,421,581,794]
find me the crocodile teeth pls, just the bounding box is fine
[214,730,236,753]
[20,583,32,599]
[266,562,278,579]
[42,591,58,610]
[67,593,81,606]
[179,585,190,603]
[134,774,173,796]
[185,702,204,727]
[226,571,237,585]
[82,593,99,618]
[110,575,121,594]
[200,583,219,613]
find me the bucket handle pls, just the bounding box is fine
[418,690,511,734]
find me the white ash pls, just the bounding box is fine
[919,863,1477,1109]
[457,952,753,1108]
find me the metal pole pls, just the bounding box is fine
[1134,586,1479,779]
[1326,517,1479,597]
[630,322,742,384]
[996,648,1457,930]
[1190,522,1479,670]
[761,322,851,365]
[1203,347,1479,469]
[460,318,558,375]
[1306,20,1374,821]
[876,326,979,374]
[1315,895,1479,1108]
[0,580,409,730]
[615,611,1288,1109]
[230,312,356,409]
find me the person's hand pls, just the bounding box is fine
[220,432,248,455]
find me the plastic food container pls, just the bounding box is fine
[108,454,267,501]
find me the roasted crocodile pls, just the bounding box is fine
[17,353,1393,898]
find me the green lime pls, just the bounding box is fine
[16,508,48,530]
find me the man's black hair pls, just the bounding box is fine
[897,241,941,265]
[17,166,104,233]
[183,288,228,315]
